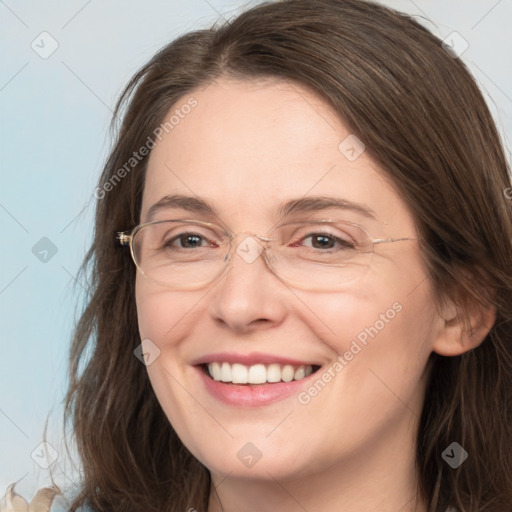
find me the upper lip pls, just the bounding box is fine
[190,352,321,367]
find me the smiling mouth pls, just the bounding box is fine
[201,362,321,385]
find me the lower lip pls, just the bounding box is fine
[196,366,317,407]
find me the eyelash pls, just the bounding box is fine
[296,233,355,250]
[164,231,356,251]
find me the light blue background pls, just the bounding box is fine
[1,0,511,500]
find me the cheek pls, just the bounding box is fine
[134,279,204,439]
[300,286,434,377]
[134,280,201,418]
[135,278,196,343]
[302,252,437,399]
[283,278,437,465]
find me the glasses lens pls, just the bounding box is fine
[130,219,374,291]
[132,220,230,289]
[266,220,374,291]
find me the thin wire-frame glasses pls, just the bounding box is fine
[117,218,416,292]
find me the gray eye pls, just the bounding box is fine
[167,233,208,249]
[296,232,355,251]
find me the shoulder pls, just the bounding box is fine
[2,484,59,511]
[1,483,93,512]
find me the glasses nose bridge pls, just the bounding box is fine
[225,230,275,270]
[228,229,273,247]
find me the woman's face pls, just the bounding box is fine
[135,77,444,482]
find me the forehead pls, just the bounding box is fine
[141,77,414,233]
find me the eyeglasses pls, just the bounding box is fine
[117,218,416,292]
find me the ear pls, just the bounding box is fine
[432,294,497,357]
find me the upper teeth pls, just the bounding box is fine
[207,362,314,384]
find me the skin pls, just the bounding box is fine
[135,77,495,512]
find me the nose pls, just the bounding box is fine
[208,233,288,333]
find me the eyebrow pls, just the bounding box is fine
[277,196,376,220]
[145,194,377,222]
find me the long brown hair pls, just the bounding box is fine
[64,1,512,510]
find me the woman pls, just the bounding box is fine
[7,0,511,511]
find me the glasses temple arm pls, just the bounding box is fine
[117,232,132,246]
[372,236,416,244]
